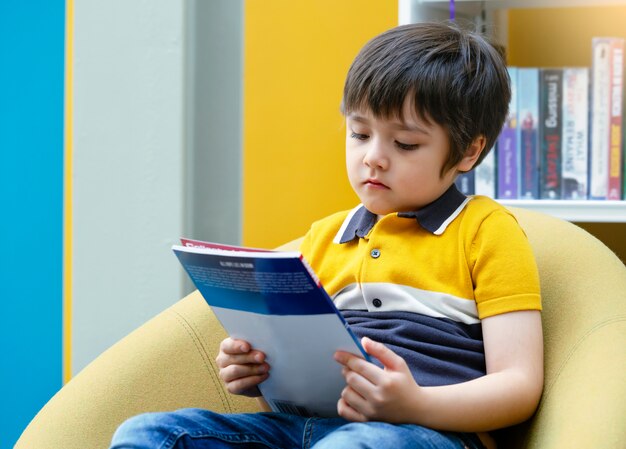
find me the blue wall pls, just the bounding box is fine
[0,1,65,446]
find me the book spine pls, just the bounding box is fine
[497,67,519,199]
[539,68,563,199]
[590,38,611,199]
[518,68,540,199]
[608,39,624,200]
[455,171,475,195]
[475,147,496,197]
[561,67,590,199]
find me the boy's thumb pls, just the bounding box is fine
[361,337,404,371]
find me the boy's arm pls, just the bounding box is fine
[335,309,543,432]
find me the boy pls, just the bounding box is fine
[111,22,543,449]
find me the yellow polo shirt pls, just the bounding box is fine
[299,185,541,386]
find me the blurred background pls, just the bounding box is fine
[2,0,626,447]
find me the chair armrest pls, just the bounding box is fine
[502,207,626,448]
[16,290,260,449]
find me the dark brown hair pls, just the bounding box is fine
[341,22,510,173]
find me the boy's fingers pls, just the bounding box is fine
[216,350,266,368]
[337,397,367,422]
[335,351,382,384]
[220,338,251,354]
[224,374,268,396]
[342,367,374,397]
[361,337,405,371]
[219,363,269,383]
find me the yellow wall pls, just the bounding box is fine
[508,6,626,263]
[243,0,398,248]
[508,6,626,67]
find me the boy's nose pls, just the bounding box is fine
[363,143,389,170]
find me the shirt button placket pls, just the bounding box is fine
[368,247,381,310]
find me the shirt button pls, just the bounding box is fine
[372,298,382,308]
[370,249,381,259]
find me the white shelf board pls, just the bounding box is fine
[414,0,626,9]
[498,200,626,222]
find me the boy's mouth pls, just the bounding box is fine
[365,178,390,189]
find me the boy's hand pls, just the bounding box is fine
[216,337,269,397]
[334,337,421,423]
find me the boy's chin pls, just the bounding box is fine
[361,202,398,216]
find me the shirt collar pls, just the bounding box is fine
[335,184,470,244]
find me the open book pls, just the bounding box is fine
[172,238,369,417]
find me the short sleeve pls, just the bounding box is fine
[470,210,542,319]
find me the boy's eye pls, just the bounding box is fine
[350,132,368,141]
[395,141,420,151]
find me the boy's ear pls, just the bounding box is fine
[457,135,487,172]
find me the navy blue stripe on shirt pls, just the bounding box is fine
[342,309,486,386]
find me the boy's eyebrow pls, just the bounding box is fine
[389,120,430,135]
[348,114,431,135]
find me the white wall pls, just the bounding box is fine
[72,0,186,374]
[72,0,243,374]
[186,0,244,248]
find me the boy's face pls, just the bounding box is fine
[345,99,468,216]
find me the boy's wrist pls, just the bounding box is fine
[392,383,433,426]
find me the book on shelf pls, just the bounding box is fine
[590,38,614,199]
[497,67,520,199]
[539,68,563,199]
[561,67,589,200]
[454,149,496,198]
[518,68,540,199]
[608,38,624,200]
[475,146,496,198]
[172,238,369,417]
[455,170,475,195]
[489,36,626,202]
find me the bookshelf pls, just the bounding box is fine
[400,0,626,226]
[400,0,626,19]
[498,200,626,222]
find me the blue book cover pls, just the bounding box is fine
[172,240,369,418]
[497,67,520,199]
[518,68,540,199]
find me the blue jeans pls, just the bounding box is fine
[110,409,485,449]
